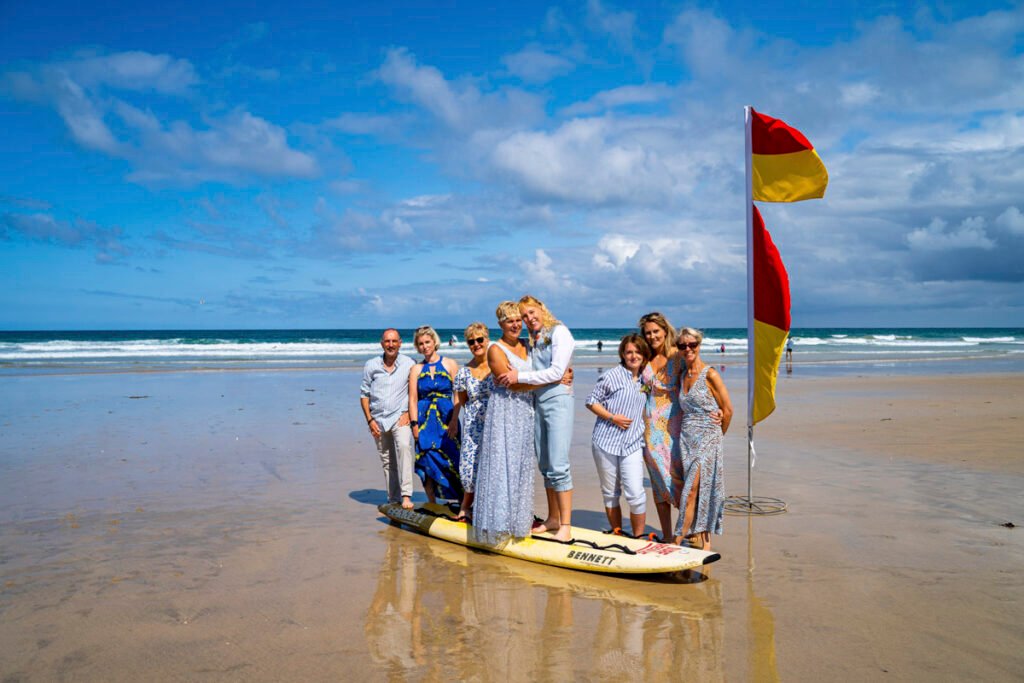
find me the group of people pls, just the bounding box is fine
[359,297,733,551]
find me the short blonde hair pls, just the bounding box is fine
[413,325,441,348]
[637,312,677,356]
[518,294,560,328]
[495,301,521,322]
[464,322,488,340]
[677,327,704,344]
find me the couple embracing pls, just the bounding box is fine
[473,295,577,545]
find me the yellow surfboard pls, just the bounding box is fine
[379,503,720,574]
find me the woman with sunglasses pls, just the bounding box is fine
[447,322,493,521]
[637,311,683,542]
[673,327,733,551]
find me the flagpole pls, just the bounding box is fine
[744,105,755,506]
[725,105,787,516]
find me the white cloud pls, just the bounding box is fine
[907,217,996,251]
[4,51,315,185]
[561,84,673,116]
[663,7,748,79]
[377,48,465,127]
[375,47,544,134]
[492,117,679,205]
[123,109,318,183]
[519,248,580,293]
[586,0,636,53]
[840,82,881,106]
[1,212,129,262]
[62,51,197,93]
[53,74,120,153]
[503,47,575,84]
[995,206,1024,235]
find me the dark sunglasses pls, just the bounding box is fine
[677,341,700,350]
[466,336,487,346]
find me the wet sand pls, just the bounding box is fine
[0,368,1022,681]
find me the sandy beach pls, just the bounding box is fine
[1,365,1022,681]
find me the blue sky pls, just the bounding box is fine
[2,0,1022,329]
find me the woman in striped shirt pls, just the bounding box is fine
[585,334,652,538]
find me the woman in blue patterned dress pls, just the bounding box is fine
[673,327,733,551]
[472,302,537,545]
[447,321,493,521]
[408,326,462,504]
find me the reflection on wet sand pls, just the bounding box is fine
[743,516,780,683]
[365,529,726,680]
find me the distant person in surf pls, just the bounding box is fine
[497,295,576,542]
[674,327,733,551]
[360,328,416,510]
[409,326,462,504]
[586,334,652,538]
[447,322,493,522]
[786,337,793,361]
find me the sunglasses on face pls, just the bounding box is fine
[677,341,700,350]
[467,336,487,346]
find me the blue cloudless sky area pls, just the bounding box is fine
[2,0,1022,329]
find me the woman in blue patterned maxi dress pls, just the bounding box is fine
[409,326,462,504]
[472,302,537,546]
[673,327,733,551]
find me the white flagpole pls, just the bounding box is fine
[744,105,755,505]
[726,106,786,516]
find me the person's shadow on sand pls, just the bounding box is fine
[349,488,429,507]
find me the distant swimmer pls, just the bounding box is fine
[785,337,794,361]
[719,343,725,353]
[597,340,604,352]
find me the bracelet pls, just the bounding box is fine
[410,419,419,425]
[367,417,375,425]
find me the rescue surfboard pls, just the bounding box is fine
[379,502,720,574]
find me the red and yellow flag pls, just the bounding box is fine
[752,205,790,424]
[752,109,828,202]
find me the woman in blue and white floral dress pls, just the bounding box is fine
[673,327,733,551]
[447,322,493,521]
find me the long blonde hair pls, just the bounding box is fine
[637,311,677,357]
[518,294,561,328]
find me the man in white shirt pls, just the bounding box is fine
[360,329,416,509]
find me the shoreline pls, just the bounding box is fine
[3,349,1023,378]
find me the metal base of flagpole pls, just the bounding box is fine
[724,495,787,516]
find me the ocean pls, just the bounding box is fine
[1,328,1022,376]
